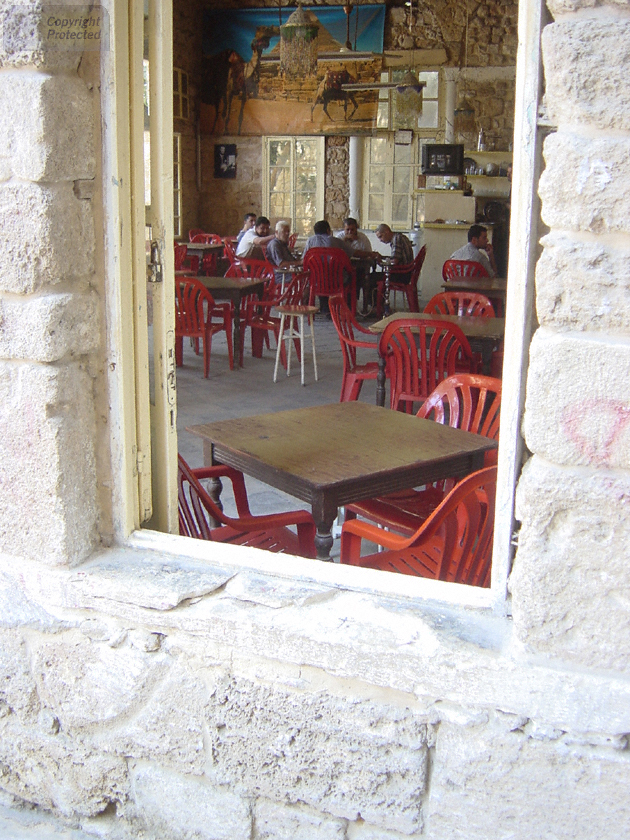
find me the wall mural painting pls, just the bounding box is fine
[201,5,385,136]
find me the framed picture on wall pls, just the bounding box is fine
[214,144,236,179]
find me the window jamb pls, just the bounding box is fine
[102,0,543,615]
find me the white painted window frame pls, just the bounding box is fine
[103,0,543,616]
[262,136,325,237]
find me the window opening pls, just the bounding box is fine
[263,137,325,238]
[173,68,190,120]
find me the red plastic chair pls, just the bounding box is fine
[424,291,495,318]
[175,278,233,375]
[174,242,199,275]
[288,232,298,250]
[442,259,489,281]
[340,466,497,587]
[190,233,223,276]
[376,245,426,316]
[247,272,309,367]
[225,259,276,282]
[188,228,206,241]
[345,374,501,535]
[178,455,316,558]
[379,318,473,413]
[329,293,382,402]
[222,237,238,268]
[225,260,277,364]
[303,247,357,315]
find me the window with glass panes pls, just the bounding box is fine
[173,68,189,120]
[366,70,440,230]
[263,137,325,238]
[173,134,182,237]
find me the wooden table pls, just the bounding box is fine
[370,312,505,402]
[442,277,507,315]
[185,241,224,258]
[187,402,497,560]
[184,275,266,368]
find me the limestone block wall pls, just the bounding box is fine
[0,2,101,566]
[3,2,630,839]
[510,0,630,669]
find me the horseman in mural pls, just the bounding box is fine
[311,69,359,121]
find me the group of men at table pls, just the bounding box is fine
[234,211,496,312]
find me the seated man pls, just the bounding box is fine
[335,217,373,254]
[335,217,378,314]
[302,219,354,258]
[236,212,256,245]
[450,224,497,278]
[375,224,414,283]
[236,215,275,260]
[266,220,300,282]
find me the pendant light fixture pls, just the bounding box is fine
[454,3,476,137]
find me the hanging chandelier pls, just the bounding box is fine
[280,3,319,79]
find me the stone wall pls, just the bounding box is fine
[510,0,630,671]
[2,1,630,839]
[199,135,262,236]
[325,136,350,229]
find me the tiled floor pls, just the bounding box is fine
[175,314,382,558]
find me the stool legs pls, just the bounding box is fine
[273,311,318,386]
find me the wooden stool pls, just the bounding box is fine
[273,304,319,386]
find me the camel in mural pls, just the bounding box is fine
[201,27,278,135]
[311,69,359,121]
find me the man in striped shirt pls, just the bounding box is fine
[375,224,414,283]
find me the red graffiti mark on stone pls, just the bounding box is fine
[563,398,630,466]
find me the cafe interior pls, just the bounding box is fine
[163,0,521,579]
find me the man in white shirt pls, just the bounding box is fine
[334,217,373,254]
[450,224,497,277]
[236,216,275,260]
[335,217,378,313]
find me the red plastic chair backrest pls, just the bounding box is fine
[303,247,355,300]
[174,243,188,271]
[174,278,215,338]
[225,259,275,281]
[417,374,501,462]
[178,454,223,539]
[288,232,298,250]
[389,244,427,284]
[379,318,472,412]
[223,238,237,265]
[188,228,206,242]
[442,259,489,281]
[329,293,374,372]
[190,233,223,245]
[424,291,495,318]
[404,466,497,586]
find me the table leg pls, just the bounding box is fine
[233,307,242,369]
[203,440,223,526]
[376,355,387,407]
[312,495,338,561]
